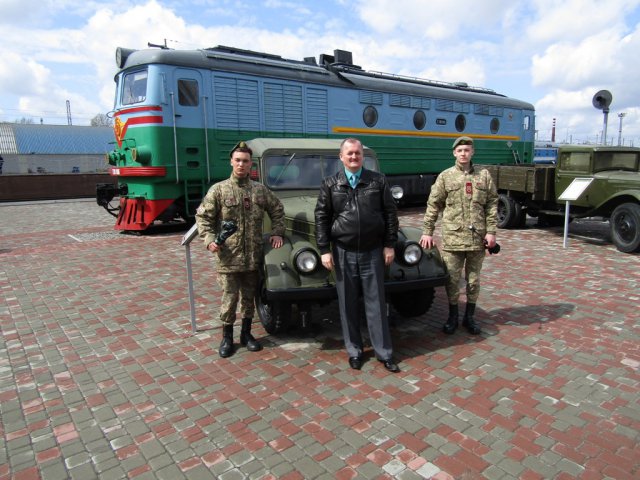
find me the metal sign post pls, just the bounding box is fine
[181,224,200,334]
[557,178,594,248]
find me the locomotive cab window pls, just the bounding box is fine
[122,70,148,105]
[178,79,199,106]
[455,114,466,132]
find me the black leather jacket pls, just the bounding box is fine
[315,168,398,253]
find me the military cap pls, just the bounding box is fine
[452,136,474,149]
[230,141,253,157]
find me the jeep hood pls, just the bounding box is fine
[278,192,319,240]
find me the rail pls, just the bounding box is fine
[181,224,200,333]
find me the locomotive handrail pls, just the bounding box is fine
[170,92,180,184]
[339,66,499,95]
[202,95,211,183]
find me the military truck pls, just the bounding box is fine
[245,138,449,333]
[483,145,640,253]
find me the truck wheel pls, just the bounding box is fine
[256,281,291,334]
[512,201,527,228]
[610,203,640,253]
[497,194,517,228]
[390,288,435,317]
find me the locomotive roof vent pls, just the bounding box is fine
[333,49,353,65]
[319,49,362,70]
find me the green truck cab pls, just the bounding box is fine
[484,145,640,253]
[246,138,449,333]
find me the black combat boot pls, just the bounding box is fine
[462,303,481,335]
[219,324,235,358]
[443,303,459,334]
[240,318,262,352]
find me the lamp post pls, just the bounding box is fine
[618,113,627,146]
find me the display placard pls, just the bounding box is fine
[558,178,594,201]
[181,223,199,246]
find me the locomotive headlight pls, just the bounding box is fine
[401,242,422,266]
[294,249,319,274]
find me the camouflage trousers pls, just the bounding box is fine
[441,250,486,304]
[218,271,258,326]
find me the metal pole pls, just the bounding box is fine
[618,113,626,146]
[602,109,609,145]
[181,224,200,334]
[185,243,198,333]
[563,201,571,248]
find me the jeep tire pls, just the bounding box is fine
[390,288,435,317]
[256,280,291,334]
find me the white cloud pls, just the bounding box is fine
[0,0,639,143]
[414,58,486,87]
[354,0,511,39]
[531,29,632,90]
[0,53,51,96]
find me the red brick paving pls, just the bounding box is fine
[0,201,638,479]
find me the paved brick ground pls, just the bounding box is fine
[1,199,638,479]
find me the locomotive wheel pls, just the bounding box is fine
[255,279,291,334]
[497,194,517,229]
[390,288,435,317]
[610,203,640,253]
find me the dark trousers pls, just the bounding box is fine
[333,245,393,360]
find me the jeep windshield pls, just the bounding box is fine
[264,153,377,189]
[593,151,640,173]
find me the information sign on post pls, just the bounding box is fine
[557,178,594,248]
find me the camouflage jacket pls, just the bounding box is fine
[196,174,285,273]
[422,163,498,251]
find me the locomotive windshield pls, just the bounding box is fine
[122,69,148,105]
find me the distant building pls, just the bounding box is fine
[0,123,114,174]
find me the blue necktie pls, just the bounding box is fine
[350,175,357,188]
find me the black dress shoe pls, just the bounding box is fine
[348,356,363,370]
[380,359,400,373]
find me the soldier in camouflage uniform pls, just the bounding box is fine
[196,142,285,357]
[419,136,498,335]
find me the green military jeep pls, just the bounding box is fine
[246,138,449,333]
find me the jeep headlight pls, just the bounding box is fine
[294,249,319,274]
[390,185,404,200]
[401,242,422,266]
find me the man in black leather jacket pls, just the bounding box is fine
[315,138,400,373]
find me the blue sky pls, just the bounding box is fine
[1,0,639,145]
